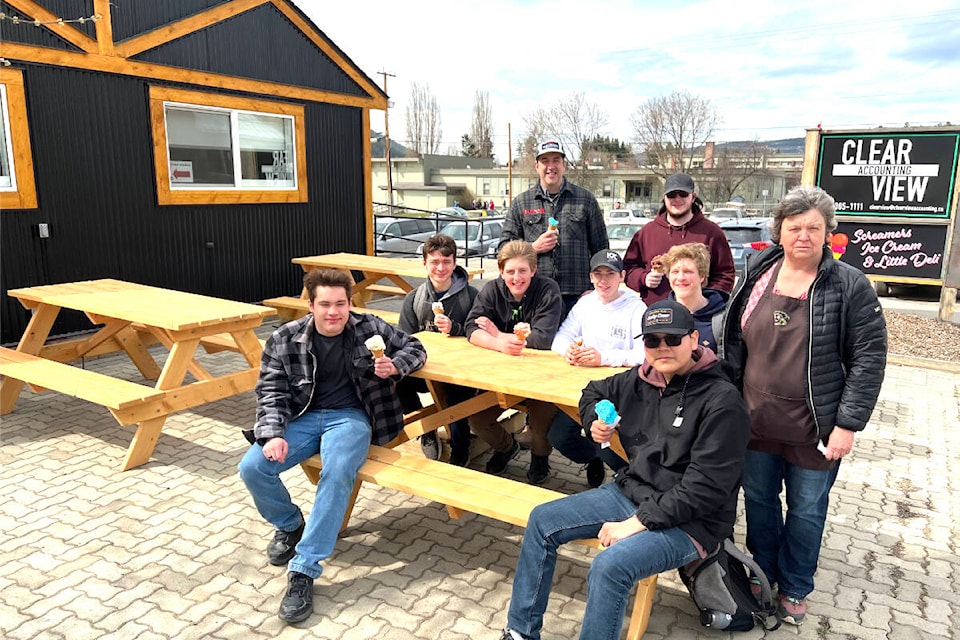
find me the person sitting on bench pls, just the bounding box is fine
[499,299,749,640]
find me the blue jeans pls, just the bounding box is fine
[547,412,629,472]
[742,449,840,599]
[507,483,699,640]
[238,408,371,580]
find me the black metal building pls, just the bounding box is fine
[0,0,386,344]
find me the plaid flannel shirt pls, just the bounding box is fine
[253,312,426,445]
[500,178,608,296]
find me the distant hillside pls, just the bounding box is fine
[371,132,413,158]
[715,138,805,154]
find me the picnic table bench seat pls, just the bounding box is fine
[0,347,164,417]
[262,296,401,325]
[300,444,657,640]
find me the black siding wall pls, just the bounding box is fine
[1,64,368,344]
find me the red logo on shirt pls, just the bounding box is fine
[523,208,546,215]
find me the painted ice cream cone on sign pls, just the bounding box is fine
[830,233,849,261]
[365,335,385,359]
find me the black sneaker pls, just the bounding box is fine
[267,514,305,566]
[420,431,441,460]
[449,447,470,467]
[585,457,605,488]
[527,454,551,484]
[485,436,520,474]
[278,571,314,623]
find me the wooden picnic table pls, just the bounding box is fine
[404,330,630,460]
[292,252,484,306]
[0,279,274,470]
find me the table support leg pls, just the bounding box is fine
[1,303,60,414]
[121,416,166,471]
[624,574,658,640]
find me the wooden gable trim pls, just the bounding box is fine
[363,108,374,255]
[0,68,39,210]
[114,0,270,58]
[1,42,386,110]
[3,0,98,53]
[93,0,115,55]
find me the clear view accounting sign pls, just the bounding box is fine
[816,131,960,281]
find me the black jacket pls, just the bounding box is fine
[719,245,887,440]
[580,356,750,552]
[464,273,562,349]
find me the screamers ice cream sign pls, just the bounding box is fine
[816,133,958,219]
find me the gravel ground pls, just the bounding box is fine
[885,310,960,363]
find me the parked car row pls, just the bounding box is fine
[375,215,505,256]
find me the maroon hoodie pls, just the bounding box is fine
[623,210,736,304]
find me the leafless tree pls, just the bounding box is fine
[520,92,609,191]
[405,82,442,155]
[702,140,771,207]
[467,90,494,159]
[630,90,719,179]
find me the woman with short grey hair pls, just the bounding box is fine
[719,184,886,626]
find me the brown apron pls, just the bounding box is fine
[742,262,833,470]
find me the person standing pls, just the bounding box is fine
[238,269,427,624]
[720,185,887,625]
[500,139,608,317]
[623,173,735,304]
[396,234,479,466]
[499,300,750,640]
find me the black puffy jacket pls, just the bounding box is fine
[719,245,887,440]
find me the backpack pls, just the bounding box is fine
[679,538,780,631]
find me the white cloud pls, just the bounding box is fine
[298,0,960,160]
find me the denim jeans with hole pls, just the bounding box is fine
[506,483,699,640]
[238,407,371,579]
[742,449,840,599]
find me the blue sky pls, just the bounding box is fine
[299,0,960,162]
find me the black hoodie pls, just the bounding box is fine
[579,349,750,552]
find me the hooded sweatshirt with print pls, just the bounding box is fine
[551,289,647,366]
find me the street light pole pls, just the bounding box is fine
[378,70,396,210]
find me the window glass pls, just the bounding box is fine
[0,88,12,190]
[165,107,234,186]
[238,113,294,187]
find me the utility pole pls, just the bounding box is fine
[378,70,396,210]
[507,122,512,205]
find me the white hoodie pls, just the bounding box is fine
[552,289,647,367]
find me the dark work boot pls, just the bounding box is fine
[527,454,551,484]
[485,436,520,474]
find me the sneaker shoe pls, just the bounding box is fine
[485,436,520,474]
[778,595,806,626]
[584,457,605,488]
[420,431,441,460]
[278,571,314,623]
[749,576,762,599]
[500,629,528,640]
[449,447,470,467]
[527,453,551,484]
[267,514,305,566]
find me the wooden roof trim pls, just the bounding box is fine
[4,0,98,53]
[2,42,386,110]
[268,0,384,101]
[93,0,115,55]
[113,0,270,58]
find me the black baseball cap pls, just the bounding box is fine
[641,300,695,336]
[663,173,695,195]
[590,249,623,272]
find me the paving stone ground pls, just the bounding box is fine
[1,310,958,640]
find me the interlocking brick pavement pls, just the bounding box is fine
[1,319,958,639]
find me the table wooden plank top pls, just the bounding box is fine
[293,252,484,280]
[7,279,274,331]
[409,331,629,409]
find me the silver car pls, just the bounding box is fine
[606,220,649,254]
[418,218,504,257]
[375,217,447,255]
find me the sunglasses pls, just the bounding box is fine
[642,333,689,348]
[665,191,691,199]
